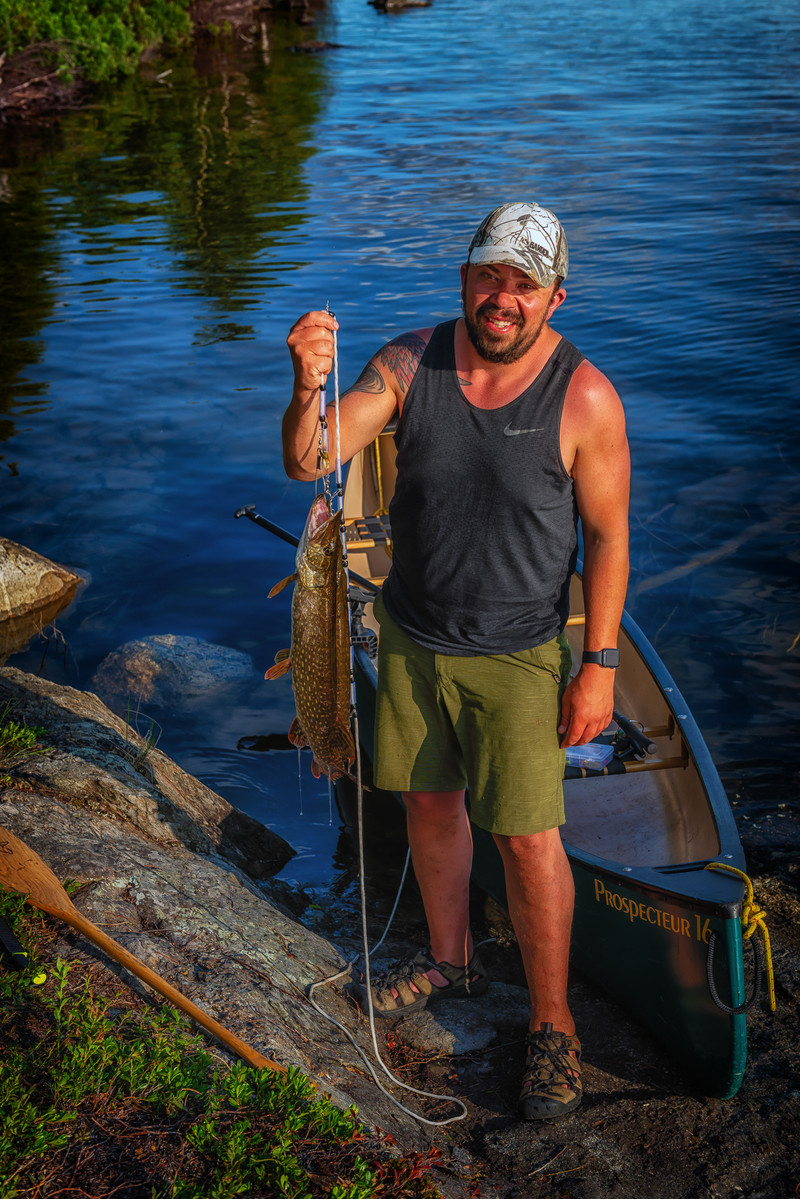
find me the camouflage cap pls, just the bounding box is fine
[467,202,568,287]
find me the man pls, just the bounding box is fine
[283,202,630,1122]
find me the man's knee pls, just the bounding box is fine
[403,789,467,822]
[494,826,564,867]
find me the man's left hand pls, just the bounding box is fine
[558,666,616,748]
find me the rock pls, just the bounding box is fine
[0,539,82,663]
[395,982,530,1055]
[89,634,255,713]
[369,0,432,10]
[0,666,292,881]
[0,665,486,1182]
[289,41,343,53]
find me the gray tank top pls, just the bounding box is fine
[381,318,584,655]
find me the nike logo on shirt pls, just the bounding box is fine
[503,424,544,436]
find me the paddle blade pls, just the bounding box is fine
[0,824,288,1075]
[0,825,74,920]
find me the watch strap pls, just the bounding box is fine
[582,648,620,668]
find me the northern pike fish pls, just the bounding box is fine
[265,495,355,781]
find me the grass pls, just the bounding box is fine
[0,701,50,788]
[122,698,163,775]
[0,887,444,1198]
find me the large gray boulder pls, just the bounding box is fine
[0,539,81,662]
[90,634,255,714]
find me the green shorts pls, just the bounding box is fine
[372,593,572,837]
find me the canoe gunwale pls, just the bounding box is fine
[615,604,744,872]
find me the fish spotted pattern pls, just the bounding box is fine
[266,495,355,781]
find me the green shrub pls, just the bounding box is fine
[0,887,442,1197]
[0,1,193,83]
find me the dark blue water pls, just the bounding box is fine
[1,0,798,887]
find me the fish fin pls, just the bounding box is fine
[265,651,292,680]
[311,759,363,786]
[335,718,356,759]
[268,573,296,598]
[311,757,342,781]
[287,717,309,748]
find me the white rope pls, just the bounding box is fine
[307,311,467,1127]
[306,712,467,1126]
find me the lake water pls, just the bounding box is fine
[1,0,798,889]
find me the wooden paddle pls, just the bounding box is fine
[0,825,286,1074]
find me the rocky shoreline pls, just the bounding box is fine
[0,664,480,1185]
[1,648,798,1198]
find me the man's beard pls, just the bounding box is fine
[463,301,547,365]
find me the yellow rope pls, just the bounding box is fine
[372,437,393,557]
[373,437,387,516]
[705,863,776,1011]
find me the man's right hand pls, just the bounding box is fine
[282,313,416,482]
[287,310,339,393]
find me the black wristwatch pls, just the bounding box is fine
[582,648,620,668]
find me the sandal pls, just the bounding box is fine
[518,1023,582,1121]
[357,947,489,1018]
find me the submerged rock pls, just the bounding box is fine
[90,634,255,713]
[0,539,82,663]
[369,0,432,10]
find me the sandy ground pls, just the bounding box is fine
[352,860,799,1199]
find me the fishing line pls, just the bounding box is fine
[331,317,343,509]
[306,309,468,1128]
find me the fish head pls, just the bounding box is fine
[295,494,332,567]
[299,506,343,588]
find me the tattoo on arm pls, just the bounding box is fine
[377,332,426,395]
[341,361,386,398]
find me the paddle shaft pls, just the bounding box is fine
[60,908,284,1072]
[0,826,285,1074]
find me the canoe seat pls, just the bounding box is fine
[344,515,392,549]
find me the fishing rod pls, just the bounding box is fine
[237,316,467,1124]
[233,504,377,599]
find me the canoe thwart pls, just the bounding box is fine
[564,752,689,780]
[344,514,392,548]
